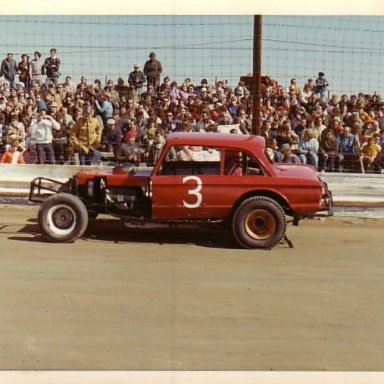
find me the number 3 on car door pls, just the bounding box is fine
[183,176,202,208]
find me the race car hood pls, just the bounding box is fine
[75,166,153,188]
[272,163,321,183]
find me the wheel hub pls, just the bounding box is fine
[254,216,267,229]
[245,209,276,240]
[53,208,74,229]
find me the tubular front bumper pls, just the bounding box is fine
[29,177,69,203]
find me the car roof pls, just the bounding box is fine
[166,132,265,150]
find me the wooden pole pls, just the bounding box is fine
[252,15,262,136]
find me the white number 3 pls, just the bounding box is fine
[182,176,203,208]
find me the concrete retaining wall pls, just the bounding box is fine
[0,164,383,215]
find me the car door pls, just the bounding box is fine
[151,146,225,220]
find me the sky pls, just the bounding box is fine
[0,10,384,97]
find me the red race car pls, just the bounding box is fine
[29,132,332,248]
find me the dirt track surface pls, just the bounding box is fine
[0,204,383,371]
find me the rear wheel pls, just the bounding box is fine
[232,196,286,249]
[38,193,89,243]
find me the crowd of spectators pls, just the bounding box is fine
[1,48,384,174]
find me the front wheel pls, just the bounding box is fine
[232,196,286,249]
[38,193,89,243]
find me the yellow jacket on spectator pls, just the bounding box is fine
[70,115,102,154]
[361,141,381,158]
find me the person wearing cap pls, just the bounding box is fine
[1,53,18,88]
[70,103,102,165]
[143,51,162,91]
[43,48,61,86]
[199,86,211,103]
[48,100,59,115]
[128,63,146,100]
[29,51,44,86]
[100,118,122,160]
[29,103,61,164]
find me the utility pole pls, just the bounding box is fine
[252,15,262,135]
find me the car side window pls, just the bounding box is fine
[224,149,244,175]
[159,146,221,176]
[244,152,264,175]
[224,148,264,176]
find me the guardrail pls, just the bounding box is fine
[0,164,383,216]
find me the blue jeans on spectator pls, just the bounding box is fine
[299,152,319,170]
[78,148,101,165]
[36,142,56,164]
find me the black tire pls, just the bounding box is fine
[38,193,89,243]
[232,196,286,249]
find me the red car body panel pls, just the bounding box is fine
[72,132,328,221]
